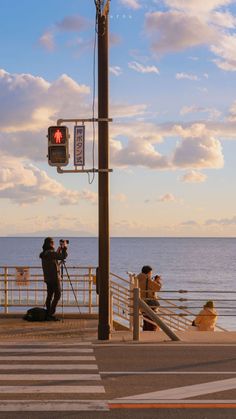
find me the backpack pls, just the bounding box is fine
[23,307,47,322]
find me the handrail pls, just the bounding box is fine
[139,299,180,341]
[0,266,232,333]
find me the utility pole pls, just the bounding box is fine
[97,0,110,340]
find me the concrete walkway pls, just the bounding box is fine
[0,318,98,341]
[0,317,236,343]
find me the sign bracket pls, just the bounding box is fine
[57,167,113,174]
[57,118,113,125]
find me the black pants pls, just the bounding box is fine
[143,307,158,331]
[45,281,61,316]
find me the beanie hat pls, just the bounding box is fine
[204,300,214,309]
[42,237,53,251]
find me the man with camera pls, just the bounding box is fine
[137,265,162,331]
[40,237,68,320]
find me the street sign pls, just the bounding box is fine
[74,126,85,166]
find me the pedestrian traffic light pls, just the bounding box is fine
[47,126,69,166]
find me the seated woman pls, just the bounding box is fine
[193,300,218,331]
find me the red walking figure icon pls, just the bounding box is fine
[53,129,63,144]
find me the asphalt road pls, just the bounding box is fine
[1,342,236,418]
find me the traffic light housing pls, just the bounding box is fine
[47,126,69,166]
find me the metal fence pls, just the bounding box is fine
[0,266,233,332]
[0,266,98,314]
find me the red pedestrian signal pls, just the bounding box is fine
[53,128,63,144]
[47,126,69,166]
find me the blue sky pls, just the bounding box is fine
[1,0,236,236]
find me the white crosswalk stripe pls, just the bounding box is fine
[0,348,94,353]
[0,364,98,370]
[0,356,95,360]
[0,342,108,412]
[0,400,109,411]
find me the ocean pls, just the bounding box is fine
[0,237,236,329]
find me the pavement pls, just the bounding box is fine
[0,318,236,418]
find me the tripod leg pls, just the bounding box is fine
[63,261,81,313]
[61,264,64,322]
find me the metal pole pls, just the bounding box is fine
[4,268,8,314]
[133,286,140,341]
[97,2,110,340]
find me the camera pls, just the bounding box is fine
[59,239,69,248]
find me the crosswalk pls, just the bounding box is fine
[0,341,108,412]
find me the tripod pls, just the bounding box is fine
[60,259,81,322]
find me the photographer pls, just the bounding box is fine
[39,237,68,321]
[137,265,162,331]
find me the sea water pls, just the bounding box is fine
[0,237,235,329]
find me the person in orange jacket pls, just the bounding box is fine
[137,265,162,331]
[193,300,218,331]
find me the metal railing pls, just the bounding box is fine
[117,274,230,335]
[0,266,232,334]
[0,266,98,314]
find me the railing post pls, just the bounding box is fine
[4,268,8,314]
[129,274,134,331]
[133,276,140,341]
[88,268,92,314]
[110,290,113,332]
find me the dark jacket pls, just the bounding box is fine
[39,248,67,285]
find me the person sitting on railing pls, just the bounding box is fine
[137,265,162,331]
[192,300,218,331]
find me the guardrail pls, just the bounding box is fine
[0,267,232,333]
[0,266,98,314]
[116,274,229,334]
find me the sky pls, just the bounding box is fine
[1,0,236,237]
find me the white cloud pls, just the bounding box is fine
[145,11,217,55]
[211,10,236,28]
[112,193,128,202]
[189,56,199,61]
[181,170,207,183]
[0,157,97,206]
[172,124,224,169]
[111,103,148,118]
[109,66,123,76]
[205,215,236,226]
[198,87,209,93]
[176,73,199,81]
[180,105,221,120]
[109,120,228,171]
[228,101,236,121]
[1,215,97,237]
[128,61,160,74]
[158,193,177,202]
[211,34,236,71]
[56,15,89,32]
[39,31,55,51]
[120,0,141,10]
[0,69,231,177]
[39,15,90,52]
[145,3,236,72]
[0,70,90,134]
[164,0,232,14]
[180,220,199,226]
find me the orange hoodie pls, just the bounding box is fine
[194,307,218,331]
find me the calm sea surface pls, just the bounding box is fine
[0,237,236,329]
